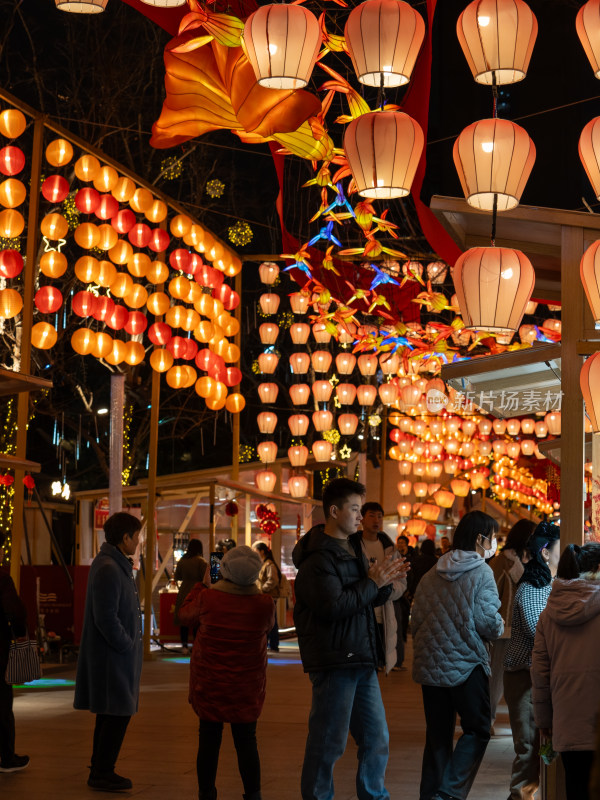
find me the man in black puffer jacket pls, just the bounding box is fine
[293,478,408,800]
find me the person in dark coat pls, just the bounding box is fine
[174,538,209,653]
[292,478,409,800]
[74,512,143,793]
[179,545,275,800]
[408,538,438,597]
[0,538,29,773]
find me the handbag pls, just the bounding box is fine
[5,637,41,685]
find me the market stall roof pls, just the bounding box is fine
[430,196,600,305]
[537,434,593,467]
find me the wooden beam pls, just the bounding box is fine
[441,343,561,381]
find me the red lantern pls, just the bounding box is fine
[34,285,63,314]
[225,501,239,517]
[111,208,136,234]
[221,284,240,310]
[184,338,198,360]
[125,311,147,335]
[225,366,242,387]
[75,187,100,214]
[0,250,23,278]
[72,291,97,317]
[197,264,223,289]
[92,295,115,322]
[167,335,189,359]
[0,146,25,176]
[106,304,129,330]
[128,223,152,248]
[23,475,35,490]
[170,248,191,272]
[41,175,70,203]
[95,193,119,221]
[148,322,172,345]
[196,348,217,371]
[207,354,227,379]
[148,228,170,252]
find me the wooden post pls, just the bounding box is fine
[230,270,242,541]
[143,368,160,660]
[593,434,600,537]
[560,225,586,550]
[244,492,252,545]
[209,482,216,552]
[11,116,44,589]
[379,409,387,509]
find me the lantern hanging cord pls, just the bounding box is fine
[492,72,498,118]
[491,193,498,246]
[377,72,386,111]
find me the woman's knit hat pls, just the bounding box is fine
[220,545,262,585]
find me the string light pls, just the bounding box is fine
[122,405,133,485]
[239,444,256,463]
[160,156,183,180]
[61,193,80,231]
[276,311,294,330]
[228,220,253,246]
[206,179,225,198]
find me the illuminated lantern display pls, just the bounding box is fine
[336,383,357,405]
[31,321,57,349]
[106,304,129,331]
[338,413,359,435]
[545,411,561,435]
[454,119,535,211]
[46,138,75,170]
[335,352,356,374]
[124,341,145,366]
[492,419,507,435]
[289,475,309,498]
[290,292,310,314]
[128,253,151,279]
[398,460,412,476]
[259,292,280,315]
[0,209,24,238]
[257,411,278,434]
[259,322,279,344]
[109,239,133,265]
[520,439,536,455]
[74,155,100,181]
[97,224,118,251]
[290,353,311,374]
[34,285,62,314]
[146,199,167,223]
[397,480,412,496]
[255,469,277,492]
[357,385,377,406]
[311,350,332,373]
[450,479,470,497]
[288,414,309,436]
[457,0,537,86]
[147,292,170,316]
[312,322,331,344]
[401,383,421,406]
[413,482,428,498]
[170,214,192,237]
[357,354,378,376]
[0,250,23,278]
[378,383,398,405]
[124,284,148,309]
[92,331,113,358]
[506,442,521,459]
[427,463,444,478]
[258,352,279,373]
[148,228,170,252]
[380,352,400,375]
[0,146,25,176]
[344,0,425,87]
[580,239,600,322]
[166,336,189,359]
[0,109,26,139]
[0,288,23,318]
[112,208,136,234]
[397,501,412,518]
[421,504,441,521]
[225,393,245,413]
[110,272,133,299]
[74,222,100,250]
[224,367,242,387]
[312,380,333,402]
[258,441,278,464]
[105,340,127,366]
[535,420,548,437]
[344,111,424,198]
[313,410,333,431]
[71,328,95,355]
[289,384,310,405]
[242,4,321,89]
[258,261,279,284]
[112,177,136,203]
[478,418,492,436]
[578,118,600,199]
[258,382,279,403]
[169,275,191,300]
[93,166,118,193]
[453,247,534,332]
[312,440,333,462]
[95,193,119,220]
[125,311,147,335]
[41,176,69,204]
[492,440,506,456]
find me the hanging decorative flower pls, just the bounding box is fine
[61,193,80,231]
[256,503,281,538]
[276,310,294,330]
[206,179,225,198]
[225,500,239,516]
[228,220,253,246]
[368,414,382,427]
[323,428,341,445]
[239,444,256,463]
[160,156,183,180]
[0,474,14,486]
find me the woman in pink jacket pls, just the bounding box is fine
[179,545,275,800]
[531,542,600,800]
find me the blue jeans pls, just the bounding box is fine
[301,667,390,800]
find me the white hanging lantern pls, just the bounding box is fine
[313,410,333,432]
[288,414,309,436]
[56,0,108,11]
[290,322,310,344]
[288,445,309,467]
[259,322,279,344]
[289,475,309,498]
[312,440,333,462]
[255,469,277,492]
[258,261,280,284]
[258,441,278,464]
[257,411,278,434]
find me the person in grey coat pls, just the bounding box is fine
[411,510,504,800]
[74,512,143,793]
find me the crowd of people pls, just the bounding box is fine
[2,479,600,800]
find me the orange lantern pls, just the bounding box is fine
[453,247,534,333]
[289,475,309,498]
[0,288,22,318]
[397,501,412,518]
[258,382,279,404]
[289,414,309,436]
[506,442,521,459]
[313,410,333,432]
[288,445,309,466]
[225,393,245,413]
[0,209,23,238]
[0,179,25,208]
[289,384,310,405]
[450,479,470,497]
[290,322,310,344]
[545,411,561,435]
[71,328,96,355]
[335,353,357,374]
[97,223,118,251]
[312,380,333,402]
[521,439,536,455]
[413,482,428,498]
[345,0,425,87]
[130,188,153,213]
[146,261,169,284]
[108,239,133,265]
[290,292,310,313]
[397,480,412,496]
[45,139,73,168]
[196,376,216,398]
[357,385,377,406]
[255,469,277,492]
[93,166,118,193]
[493,419,507,435]
[379,383,398,405]
[104,340,126,366]
[128,252,151,279]
[336,383,357,405]
[169,275,191,300]
[312,440,333,462]
[257,411,278,434]
[242,4,321,89]
[580,239,600,322]
[312,322,331,344]
[112,177,136,203]
[31,321,57,349]
[170,214,193,238]
[74,222,100,249]
[124,341,145,366]
[398,460,412,476]
[124,284,148,309]
[0,109,26,139]
[311,350,332,373]
[290,353,310,374]
[258,441,278,464]
[380,352,400,375]
[357,354,378,376]
[91,331,113,359]
[149,348,173,373]
[40,250,67,278]
[344,111,424,198]
[147,292,170,316]
[258,352,279,374]
[110,272,133,299]
[145,199,167,223]
[454,118,535,211]
[338,413,359,436]
[74,155,101,181]
[457,0,537,86]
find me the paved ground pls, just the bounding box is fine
[3,639,515,799]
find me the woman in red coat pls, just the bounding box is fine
[179,545,275,800]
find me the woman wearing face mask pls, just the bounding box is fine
[411,510,504,800]
[531,543,600,800]
[503,521,560,800]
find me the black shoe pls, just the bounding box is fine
[268,647,279,652]
[87,772,132,792]
[0,754,29,772]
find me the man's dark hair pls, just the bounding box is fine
[104,512,142,547]
[452,510,499,552]
[361,501,384,516]
[322,478,365,519]
[396,535,409,545]
[216,538,236,553]
[504,519,536,560]
[441,535,450,543]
